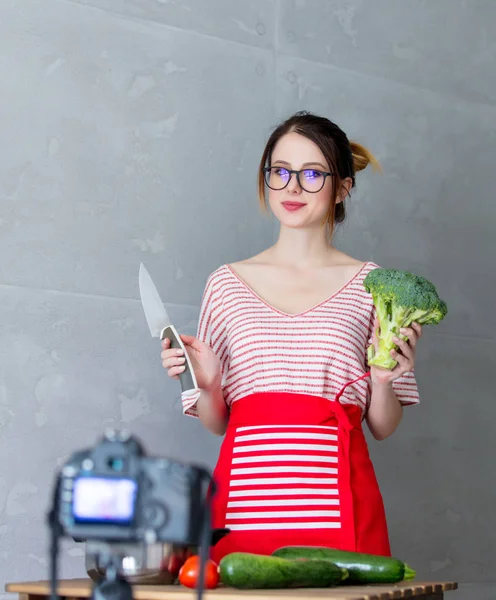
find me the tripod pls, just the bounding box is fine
[90,555,133,600]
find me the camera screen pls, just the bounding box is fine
[72,477,137,524]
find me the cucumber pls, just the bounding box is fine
[219,552,348,589]
[272,547,416,584]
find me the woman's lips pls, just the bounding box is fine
[282,201,306,212]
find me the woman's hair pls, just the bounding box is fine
[257,111,381,233]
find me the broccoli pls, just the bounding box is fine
[363,268,448,370]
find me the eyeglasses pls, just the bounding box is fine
[263,166,333,193]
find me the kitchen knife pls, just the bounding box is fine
[138,262,198,396]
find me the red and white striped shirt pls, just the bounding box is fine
[182,261,419,418]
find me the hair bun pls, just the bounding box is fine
[349,140,382,173]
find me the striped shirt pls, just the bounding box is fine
[181,261,419,418]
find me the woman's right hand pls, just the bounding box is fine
[161,334,222,392]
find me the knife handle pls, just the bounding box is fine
[161,325,199,395]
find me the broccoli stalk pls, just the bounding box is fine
[364,268,448,370]
[367,294,422,370]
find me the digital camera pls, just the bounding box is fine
[54,430,212,547]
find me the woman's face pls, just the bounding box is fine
[266,132,335,229]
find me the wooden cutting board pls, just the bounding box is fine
[5,578,458,600]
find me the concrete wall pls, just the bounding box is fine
[1,2,493,598]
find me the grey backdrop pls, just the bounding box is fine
[0,1,493,599]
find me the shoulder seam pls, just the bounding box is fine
[205,264,230,284]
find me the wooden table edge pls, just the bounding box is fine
[4,579,459,599]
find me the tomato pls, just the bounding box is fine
[167,552,185,576]
[178,555,219,589]
[159,549,186,575]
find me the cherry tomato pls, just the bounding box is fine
[159,548,186,575]
[178,555,219,589]
[167,552,185,576]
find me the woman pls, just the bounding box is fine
[161,111,422,561]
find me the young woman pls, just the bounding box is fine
[161,111,422,561]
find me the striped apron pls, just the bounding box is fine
[210,391,391,563]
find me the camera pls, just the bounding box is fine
[48,430,215,600]
[55,430,209,546]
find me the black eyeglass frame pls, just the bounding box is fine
[263,166,334,193]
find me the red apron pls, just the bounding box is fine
[210,390,390,563]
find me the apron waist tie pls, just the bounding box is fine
[228,390,364,431]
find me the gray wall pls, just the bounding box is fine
[0,1,493,599]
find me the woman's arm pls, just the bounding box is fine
[366,322,423,440]
[196,379,229,436]
[366,381,403,440]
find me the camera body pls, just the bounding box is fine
[56,430,208,547]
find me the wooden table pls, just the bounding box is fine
[5,578,458,600]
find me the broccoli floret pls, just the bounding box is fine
[363,268,448,370]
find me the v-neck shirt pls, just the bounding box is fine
[181,261,419,418]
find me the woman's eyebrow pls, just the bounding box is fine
[272,160,328,170]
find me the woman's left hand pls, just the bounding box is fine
[370,319,423,386]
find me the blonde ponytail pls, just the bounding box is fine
[350,140,382,173]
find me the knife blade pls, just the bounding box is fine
[139,262,198,396]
